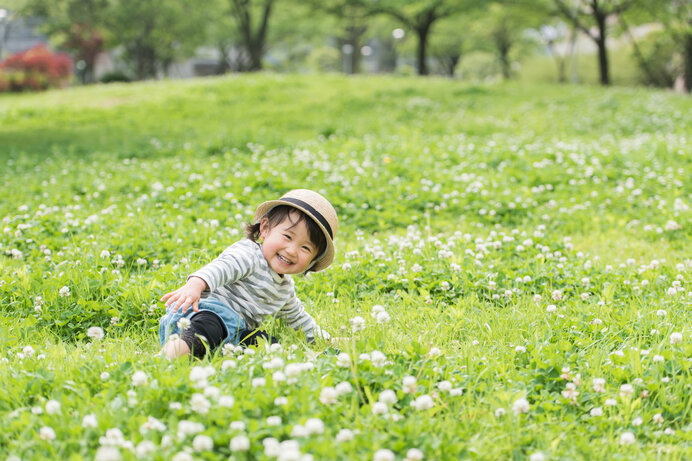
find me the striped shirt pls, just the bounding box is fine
[190,239,328,342]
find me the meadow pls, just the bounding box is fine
[0,74,690,460]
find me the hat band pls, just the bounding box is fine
[280,197,333,239]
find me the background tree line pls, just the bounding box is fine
[3,0,691,92]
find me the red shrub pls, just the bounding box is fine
[0,44,73,92]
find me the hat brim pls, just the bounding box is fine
[254,200,335,272]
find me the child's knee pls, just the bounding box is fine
[162,338,191,359]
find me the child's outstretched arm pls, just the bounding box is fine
[160,276,208,313]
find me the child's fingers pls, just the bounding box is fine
[192,300,199,312]
[160,292,173,302]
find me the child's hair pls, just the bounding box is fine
[246,205,328,271]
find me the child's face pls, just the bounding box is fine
[259,211,319,275]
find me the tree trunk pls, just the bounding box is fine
[684,33,692,93]
[595,13,610,85]
[416,24,430,76]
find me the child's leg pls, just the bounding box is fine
[162,311,226,359]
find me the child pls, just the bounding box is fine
[158,189,337,359]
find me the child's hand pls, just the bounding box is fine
[160,277,208,313]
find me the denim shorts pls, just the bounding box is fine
[158,297,247,346]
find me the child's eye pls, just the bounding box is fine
[283,234,291,240]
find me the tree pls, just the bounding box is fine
[309,0,370,74]
[552,0,638,85]
[229,0,274,71]
[106,0,207,80]
[18,0,108,83]
[638,0,692,92]
[364,0,480,75]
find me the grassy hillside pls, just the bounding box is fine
[0,75,690,460]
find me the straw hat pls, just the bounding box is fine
[254,189,338,272]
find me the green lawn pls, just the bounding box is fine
[1,74,690,460]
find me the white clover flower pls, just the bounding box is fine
[263,437,281,457]
[94,446,121,461]
[656,309,667,317]
[172,452,193,461]
[402,376,417,394]
[230,435,250,451]
[428,347,441,357]
[252,377,266,387]
[336,353,351,368]
[291,424,309,438]
[515,345,526,353]
[590,407,603,417]
[592,378,605,393]
[131,371,148,387]
[605,398,617,407]
[45,400,61,415]
[512,397,530,414]
[221,359,237,370]
[529,453,545,461]
[405,448,424,461]
[264,357,285,370]
[59,286,71,297]
[305,418,324,435]
[87,326,105,340]
[653,413,664,425]
[83,414,98,428]
[136,441,156,458]
[620,384,634,397]
[99,428,126,447]
[546,304,557,313]
[335,381,353,395]
[437,381,453,392]
[551,290,562,301]
[100,372,110,381]
[100,250,110,259]
[203,386,220,400]
[177,317,191,331]
[39,426,56,441]
[23,345,35,357]
[620,431,635,445]
[214,394,233,408]
[230,421,246,431]
[371,350,387,367]
[278,440,302,461]
[192,434,214,451]
[319,387,338,405]
[274,396,288,406]
[272,370,286,383]
[375,310,391,324]
[664,428,675,435]
[350,316,366,332]
[379,389,398,404]
[374,449,395,461]
[336,428,354,442]
[267,416,282,426]
[139,416,166,434]
[411,394,434,410]
[372,402,388,415]
[371,305,385,316]
[670,332,683,345]
[190,393,211,414]
[632,417,643,426]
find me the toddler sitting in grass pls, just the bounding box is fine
[158,189,337,359]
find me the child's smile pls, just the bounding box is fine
[260,212,318,275]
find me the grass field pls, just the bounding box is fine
[1,74,690,460]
